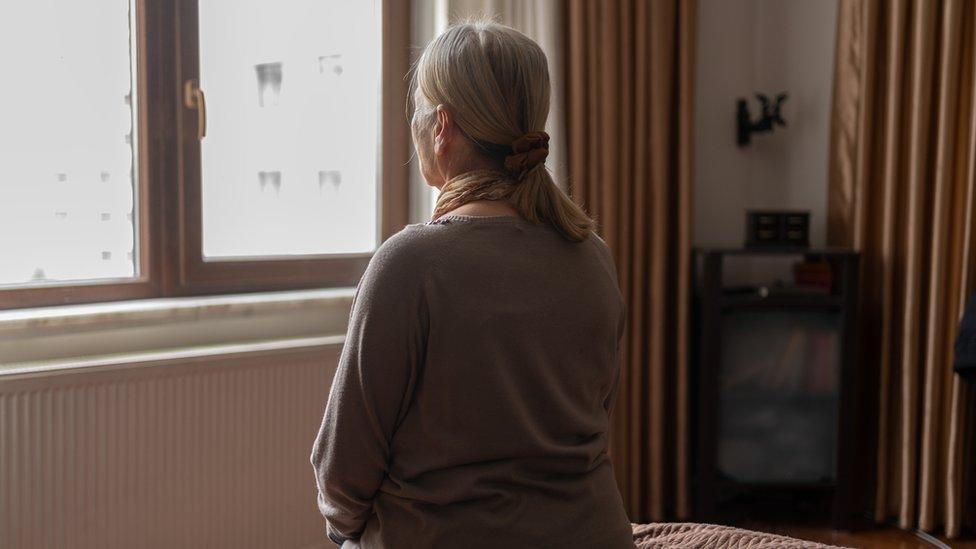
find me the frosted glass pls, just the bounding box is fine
[0,0,138,286]
[199,0,381,258]
[717,311,840,483]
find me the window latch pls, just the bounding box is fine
[183,79,207,140]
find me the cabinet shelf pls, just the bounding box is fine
[719,393,839,406]
[714,479,836,492]
[720,294,845,311]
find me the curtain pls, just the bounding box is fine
[829,0,976,539]
[564,0,695,522]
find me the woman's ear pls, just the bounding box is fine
[433,104,453,156]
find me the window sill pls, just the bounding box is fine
[0,288,354,373]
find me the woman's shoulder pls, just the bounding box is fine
[583,230,614,259]
[362,223,449,281]
[583,231,619,281]
[377,222,451,257]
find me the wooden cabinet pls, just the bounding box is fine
[692,248,868,529]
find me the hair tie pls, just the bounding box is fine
[504,131,550,174]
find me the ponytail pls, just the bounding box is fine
[508,167,593,242]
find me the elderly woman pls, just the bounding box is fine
[311,21,632,548]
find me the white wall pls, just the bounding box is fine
[694,0,838,252]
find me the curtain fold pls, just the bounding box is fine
[564,0,695,522]
[829,0,976,539]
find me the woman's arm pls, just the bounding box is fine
[311,234,428,544]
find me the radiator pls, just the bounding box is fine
[0,340,341,549]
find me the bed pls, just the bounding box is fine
[632,523,848,548]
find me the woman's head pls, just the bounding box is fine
[410,20,594,241]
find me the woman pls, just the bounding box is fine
[311,21,633,548]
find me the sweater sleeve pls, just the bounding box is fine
[311,233,428,544]
[591,233,626,417]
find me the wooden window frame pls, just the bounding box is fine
[0,0,411,310]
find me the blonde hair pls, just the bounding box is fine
[411,21,594,241]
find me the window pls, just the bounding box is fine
[197,0,380,258]
[0,0,140,287]
[0,0,411,309]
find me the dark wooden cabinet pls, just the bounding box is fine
[692,248,868,529]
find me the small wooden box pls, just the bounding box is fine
[745,210,810,248]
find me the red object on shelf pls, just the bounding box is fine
[794,260,833,292]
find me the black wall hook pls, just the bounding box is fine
[737,92,788,146]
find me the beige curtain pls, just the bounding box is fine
[829,0,976,539]
[564,0,695,522]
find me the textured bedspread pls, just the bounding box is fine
[632,522,849,548]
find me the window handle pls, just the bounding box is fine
[183,79,207,140]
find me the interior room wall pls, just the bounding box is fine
[694,0,838,256]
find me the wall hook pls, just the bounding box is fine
[737,92,787,146]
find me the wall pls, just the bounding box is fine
[695,0,838,260]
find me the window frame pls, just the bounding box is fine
[0,0,411,309]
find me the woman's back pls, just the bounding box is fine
[312,216,633,548]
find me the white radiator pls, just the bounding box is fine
[0,341,340,549]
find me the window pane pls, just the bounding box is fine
[0,1,139,286]
[199,0,381,258]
